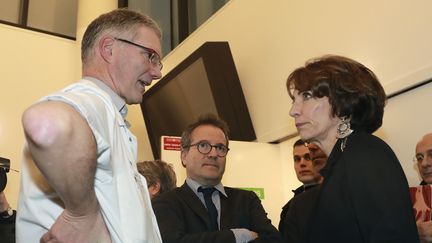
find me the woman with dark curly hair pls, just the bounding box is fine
[287,55,419,242]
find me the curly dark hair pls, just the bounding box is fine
[286,55,386,133]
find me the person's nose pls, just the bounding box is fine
[289,101,301,118]
[299,158,308,167]
[150,66,162,80]
[207,146,219,158]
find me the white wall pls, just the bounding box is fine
[0,24,79,207]
[375,81,432,186]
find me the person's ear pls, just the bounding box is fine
[181,150,187,167]
[99,36,115,63]
[148,182,161,199]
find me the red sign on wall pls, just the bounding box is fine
[163,136,181,151]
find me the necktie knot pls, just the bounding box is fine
[198,186,216,196]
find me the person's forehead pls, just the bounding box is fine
[417,135,432,153]
[134,26,163,56]
[293,145,309,155]
[191,125,225,142]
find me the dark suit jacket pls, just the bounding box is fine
[302,131,419,243]
[152,182,282,243]
[0,209,16,243]
[278,184,318,238]
[281,185,320,243]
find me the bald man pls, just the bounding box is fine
[416,133,432,185]
[414,133,432,242]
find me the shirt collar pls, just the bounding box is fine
[84,76,127,118]
[304,182,320,189]
[186,178,227,198]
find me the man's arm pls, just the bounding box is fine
[22,101,110,243]
[243,191,282,243]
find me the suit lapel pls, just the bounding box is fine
[179,182,212,229]
[219,187,231,229]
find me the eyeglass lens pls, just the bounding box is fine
[115,38,163,70]
[146,52,163,70]
[195,142,228,156]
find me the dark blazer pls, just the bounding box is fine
[302,131,419,243]
[281,185,320,243]
[152,182,282,243]
[278,184,318,238]
[0,209,15,243]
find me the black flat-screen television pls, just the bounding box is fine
[140,41,256,159]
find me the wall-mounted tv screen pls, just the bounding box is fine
[140,41,256,159]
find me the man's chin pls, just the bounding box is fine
[424,177,432,185]
[299,177,314,184]
[129,98,142,105]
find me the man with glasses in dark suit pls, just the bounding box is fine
[152,114,281,243]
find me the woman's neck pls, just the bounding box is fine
[313,136,338,157]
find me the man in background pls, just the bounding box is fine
[279,139,326,239]
[414,133,432,242]
[278,140,325,227]
[137,160,177,199]
[0,191,15,243]
[16,9,163,243]
[152,114,281,243]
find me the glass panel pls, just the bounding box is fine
[188,0,229,33]
[128,0,171,57]
[27,0,77,37]
[0,0,21,23]
[127,0,229,55]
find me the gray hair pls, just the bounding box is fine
[81,8,161,64]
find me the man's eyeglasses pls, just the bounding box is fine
[185,141,230,157]
[293,153,311,163]
[414,150,432,163]
[114,38,163,70]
